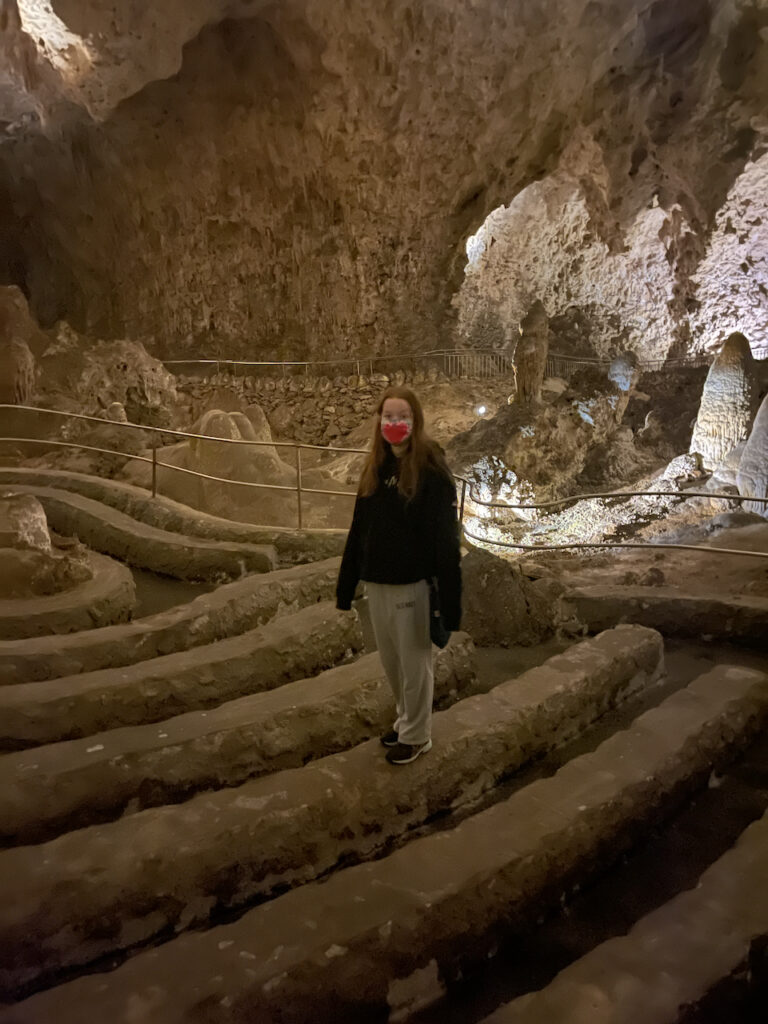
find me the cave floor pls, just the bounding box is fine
[411,638,768,1023]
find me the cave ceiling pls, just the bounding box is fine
[0,0,767,361]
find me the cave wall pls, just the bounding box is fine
[1,0,767,362]
[455,1,768,361]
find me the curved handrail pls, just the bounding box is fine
[460,484,768,509]
[0,405,370,453]
[462,524,768,559]
[3,404,766,551]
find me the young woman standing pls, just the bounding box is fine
[336,386,462,765]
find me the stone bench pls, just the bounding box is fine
[0,625,663,991]
[0,602,362,749]
[6,485,277,581]
[0,634,477,844]
[0,556,341,684]
[0,468,346,564]
[3,662,765,1018]
[0,551,135,640]
[565,585,768,647]
[482,808,768,1023]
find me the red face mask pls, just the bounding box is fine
[381,420,412,445]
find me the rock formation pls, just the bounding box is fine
[689,332,759,470]
[736,393,768,517]
[461,548,561,646]
[448,362,636,505]
[0,286,42,404]
[0,492,91,598]
[37,322,179,427]
[0,3,766,363]
[515,300,549,404]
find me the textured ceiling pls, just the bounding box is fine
[0,0,766,361]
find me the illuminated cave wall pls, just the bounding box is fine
[0,0,767,362]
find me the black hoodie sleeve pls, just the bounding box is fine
[432,474,462,631]
[335,496,364,610]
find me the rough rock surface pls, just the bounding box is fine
[0,550,134,640]
[449,365,633,502]
[461,548,563,646]
[15,484,278,581]
[489,804,768,1024]
[0,286,43,405]
[0,634,477,844]
[0,556,342,684]
[736,392,768,517]
[0,492,92,600]
[1,3,767,361]
[120,405,353,528]
[5,664,765,1023]
[515,300,549,404]
[37,322,180,426]
[0,601,363,749]
[0,626,663,992]
[689,332,760,469]
[0,466,347,564]
[0,492,49,551]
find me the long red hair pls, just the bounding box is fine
[359,386,453,499]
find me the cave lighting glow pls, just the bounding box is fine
[17,1,94,79]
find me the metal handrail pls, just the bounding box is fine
[462,524,768,559]
[162,348,513,374]
[163,348,713,376]
[3,405,767,554]
[0,437,359,499]
[0,405,368,528]
[0,405,368,452]
[460,485,768,510]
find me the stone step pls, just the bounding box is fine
[0,635,478,845]
[0,601,362,750]
[482,807,768,1024]
[0,556,340,684]
[0,551,135,640]
[0,625,663,993]
[565,585,768,647]
[7,485,278,581]
[4,662,765,1021]
[0,468,346,563]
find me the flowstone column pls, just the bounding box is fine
[736,392,768,516]
[515,300,549,404]
[689,332,759,470]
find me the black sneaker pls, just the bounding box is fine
[380,730,399,748]
[385,739,433,765]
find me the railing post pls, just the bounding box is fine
[296,445,303,529]
[151,444,158,498]
[459,478,467,525]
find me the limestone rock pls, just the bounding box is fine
[689,333,759,470]
[461,548,562,647]
[0,286,42,404]
[449,366,635,503]
[1,3,765,362]
[39,326,179,427]
[0,492,93,598]
[515,300,549,404]
[663,452,704,482]
[736,392,768,517]
[0,492,51,552]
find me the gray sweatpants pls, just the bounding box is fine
[365,579,434,746]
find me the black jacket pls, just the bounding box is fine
[335,450,462,630]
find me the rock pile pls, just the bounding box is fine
[0,492,91,599]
